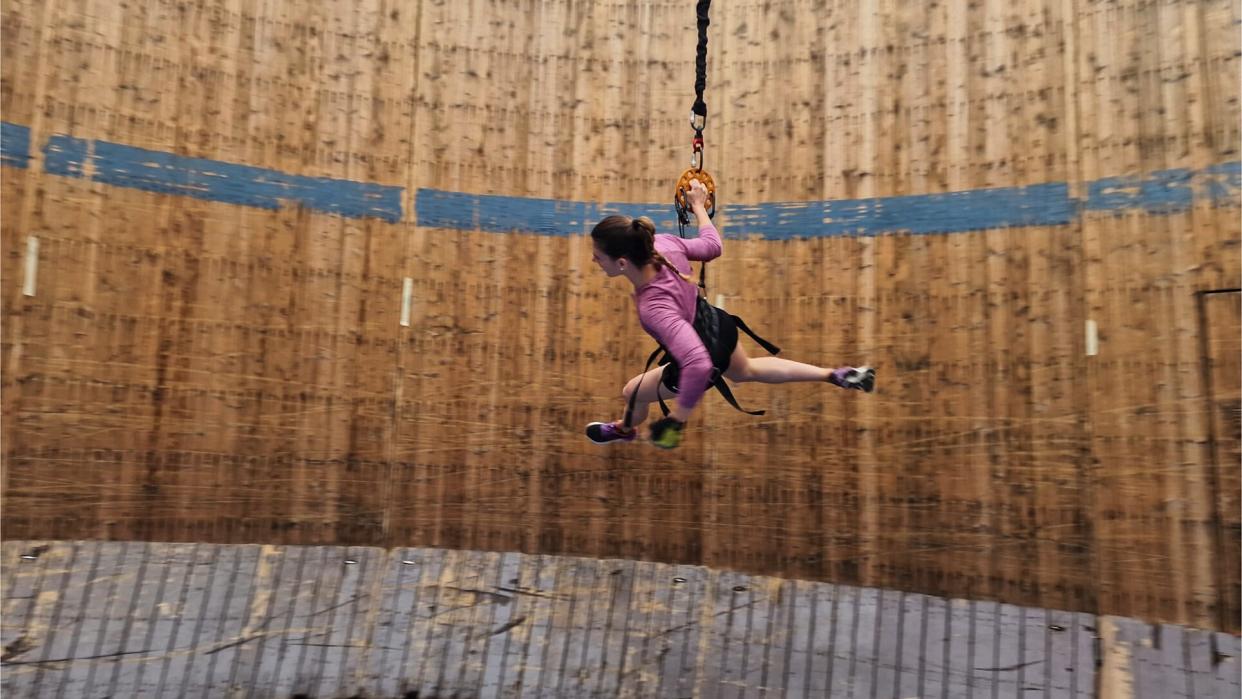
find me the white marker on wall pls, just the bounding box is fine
[1085,319,1098,356]
[23,236,38,297]
[400,277,414,327]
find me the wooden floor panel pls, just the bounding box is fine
[2,540,1238,698]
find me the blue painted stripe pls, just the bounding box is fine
[419,184,1075,238]
[43,134,90,178]
[415,190,682,236]
[90,141,403,222]
[6,122,402,222]
[1086,168,1193,214]
[1196,161,1241,206]
[723,182,1075,239]
[418,162,1240,238]
[6,121,1238,234]
[0,122,31,169]
[1086,162,1242,215]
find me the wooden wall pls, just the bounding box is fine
[1,0,1239,632]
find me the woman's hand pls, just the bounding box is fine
[649,416,685,449]
[686,178,710,211]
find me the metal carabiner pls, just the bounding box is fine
[690,110,706,132]
[690,137,704,171]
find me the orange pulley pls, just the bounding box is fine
[674,167,716,214]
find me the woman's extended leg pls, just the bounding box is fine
[723,342,875,390]
[723,342,830,383]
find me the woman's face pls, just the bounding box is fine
[592,244,625,277]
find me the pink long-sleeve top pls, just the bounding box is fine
[633,223,723,413]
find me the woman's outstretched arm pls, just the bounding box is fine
[681,180,721,262]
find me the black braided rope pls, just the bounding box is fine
[692,0,710,119]
[686,0,711,294]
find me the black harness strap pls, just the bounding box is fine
[711,311,781,416]
[622,346,667,430]
[733,315,781,356]
[711,375,762,416]
[657,382,673,420]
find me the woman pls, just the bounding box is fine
[586,179,874,448]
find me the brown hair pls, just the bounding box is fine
[590,215,694,283]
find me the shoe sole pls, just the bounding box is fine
[586,422,635,445]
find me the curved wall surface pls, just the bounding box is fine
[1,0,1239,631]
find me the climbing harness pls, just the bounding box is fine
[623,295,782,431]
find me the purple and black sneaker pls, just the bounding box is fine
[586,421,638,445]
[828,366,876,393]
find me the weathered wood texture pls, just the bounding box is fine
[1099,615,1242,699]
[6,539,1231,699]
[1,0,1239,633]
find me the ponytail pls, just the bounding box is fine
[634,217,695,285]
[652,250,695,284]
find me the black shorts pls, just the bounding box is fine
[658,297,739,395]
